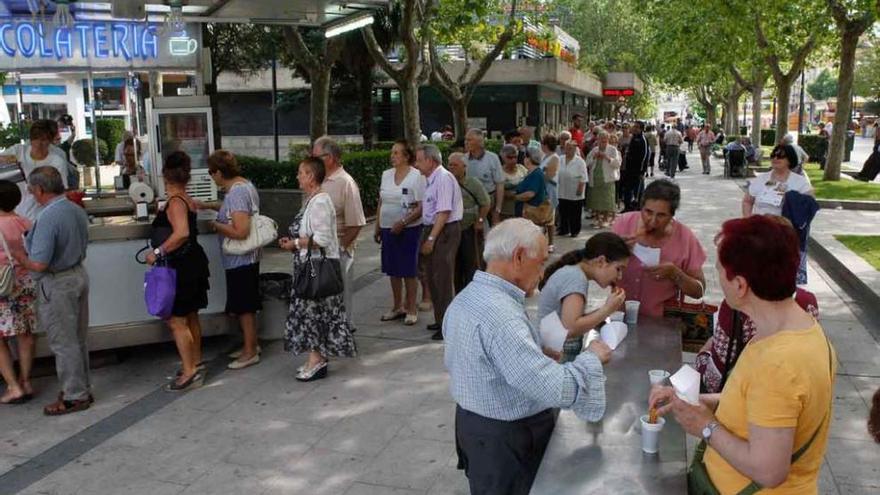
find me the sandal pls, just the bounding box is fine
[166,371,204,392]
[175,362,208,377]
[404,313,418,326]
[1,392,29,405]
[44,397,91,416]
[380,310,406,322]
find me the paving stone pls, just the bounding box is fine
[178,462,276,495]
[263,448,373,495]
[343,482,425,495]
[356,437,452,491]
[824,438,880,487]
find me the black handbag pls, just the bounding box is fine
[292,237,343,300]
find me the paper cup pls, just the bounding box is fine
[625,300,640,323]
[640,415,665,454]
[609,311,625,322]
[648,369,670,386]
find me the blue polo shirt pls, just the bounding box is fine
[26,196,89,276]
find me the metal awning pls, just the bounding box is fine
[0,1,388,26]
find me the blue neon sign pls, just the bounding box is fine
[0,21,159,62]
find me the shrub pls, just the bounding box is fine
[96,119,126,163]
[289,139,503,162]
[0,122,27,149]
[238,155,299,189]
[71,138,109,167]
[760,129,777,147]
[797,134,826,163]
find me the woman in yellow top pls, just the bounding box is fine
[650,215,836,494]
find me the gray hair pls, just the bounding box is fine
[500,144,518,157]
[447,151,467,167]
[524,146,543,165]
[28,166,65,194]
[483,218,545,263]
[782,133,794,144]
[417,144,443,165]
[314,135,342,160]
[558,130,572,140]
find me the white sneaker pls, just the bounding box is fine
[228,345,261,359]
[227,354,261,370]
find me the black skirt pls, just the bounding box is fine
[224,263,262,315]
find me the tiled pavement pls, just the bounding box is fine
[0,145,878,494]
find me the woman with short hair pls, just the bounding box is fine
[280,157,357,382]
[205,150,263,369]
[650,215,836,493]
[742,144,813,217]
[146,151,210,391]
[585,131,621,229]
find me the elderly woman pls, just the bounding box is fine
[373,140,425,326]
[742,144,813,218]
[203,150,262,370]
[118,138,146,189]
[146,152,210,391]
[557,139,588,237]
[0,181,36,404]
[280,157,356,382]
[612,179,706,317]
[585,130,621,229]
[499,144,528,220]
[650,215,836,493]
[540,134,560,251]
[515,147,548,223]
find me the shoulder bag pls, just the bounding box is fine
[663,283,718,353]
[144,257,177,319]
[0,232,16,296]
[292,237,343,300]
[688,337,834,495]
[222,185,278,255]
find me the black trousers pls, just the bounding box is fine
[557,198,584,236]
[455,406,556,495]
[455,225,484,293]
[620,176,643,212]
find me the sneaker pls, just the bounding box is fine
[227,354,261,370]
[229,346,261,359]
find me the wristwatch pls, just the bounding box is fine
[153,247,164,258]
[702,421,720,443]
[427,236,436,242]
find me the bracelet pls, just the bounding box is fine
[294,238,301,250]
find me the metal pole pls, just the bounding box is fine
[798,69,805,135]
[771,97,776,127]
[271,53,279,163]
[88,71,102,198]
[15,73,24,146]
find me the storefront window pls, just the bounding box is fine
[6,103,68,123]
[82,78,127,112]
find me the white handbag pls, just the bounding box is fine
[0,232,16,296]
[221,185,278,256]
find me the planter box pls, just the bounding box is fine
[259,189,304,233]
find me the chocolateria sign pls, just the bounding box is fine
[0,19,200,71]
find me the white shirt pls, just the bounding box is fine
[2,144,69,221]
[748,171,813,216]
[558,155,588,201]
[378,167,426,229]
[298,192,340,259]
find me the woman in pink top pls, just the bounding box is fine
[0,180,37,404]
[612,179,707,317]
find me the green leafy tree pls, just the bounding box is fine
[854,41,880,100]
[823,0,878,181]
[807,69,839,101]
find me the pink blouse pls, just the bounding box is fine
[0,214,32,278]
[612,212,707,317]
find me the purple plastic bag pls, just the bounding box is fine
[145,265,177,319]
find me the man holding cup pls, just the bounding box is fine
[444,218,612,495]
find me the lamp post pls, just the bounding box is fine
[798,69,806,135]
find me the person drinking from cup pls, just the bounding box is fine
[611,179,707,317]
[649,215,836,493]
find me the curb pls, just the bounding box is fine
[816,199,880,211]
[808,236,880,343]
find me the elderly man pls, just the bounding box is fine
[313,136,367,327]
[696,123,716,174]
[13,167,90,416]
[465,129,504,225]
[445,218,611,495]
[416,144,463,340]
[447,152,490,293]
[663,124,684,179]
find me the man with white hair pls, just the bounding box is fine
[416,144,463,340]
[782,134,809,174]
[445,218,611,494]
[465,129,504,225]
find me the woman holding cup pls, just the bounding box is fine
[535,232,630,360]
[649,215,836,493]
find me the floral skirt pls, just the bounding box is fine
[0,275,37,338]
[284,292,357,358]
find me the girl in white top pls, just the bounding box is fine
[742,144,813,217]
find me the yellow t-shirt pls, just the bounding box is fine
[705,322,836,494]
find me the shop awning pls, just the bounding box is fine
[0,1,388,27]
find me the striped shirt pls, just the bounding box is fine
[443,271,607,422]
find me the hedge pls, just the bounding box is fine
[288,139,503,162]
[760,129,777,147]
[96,119,126,163]
[797,134,826,163]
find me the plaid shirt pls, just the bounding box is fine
[443,271,607,421]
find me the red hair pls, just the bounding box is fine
[717,215,800,301]
[870,387,880,443]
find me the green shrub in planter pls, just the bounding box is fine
[797,134,825,163]
[760,129,776,147]
[96,119,126,163]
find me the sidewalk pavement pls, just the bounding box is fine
[0,147,878,495]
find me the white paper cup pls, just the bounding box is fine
[640,415,665,454]
[609,311,625,322]
[648,369,670,386]
[625,300,640,323]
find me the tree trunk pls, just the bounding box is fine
[725,97,740,134]
[451,96,469,141]
[309,70,331,142]
[774,77,793,140]
[751,80,763,148]
[400,80,421,150]
[357,69,374,151]
[824,29,859,181]
[704,104,717,129]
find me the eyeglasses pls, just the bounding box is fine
[770,151,786,159]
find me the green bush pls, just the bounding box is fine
[288,139,503,162]
[238,155,299,189]
[760,129,777,147]
[71,138,109,167]
[0,122,27,149]
[96,119,126,163]
[724,135,741,144]
[797,134,826,163]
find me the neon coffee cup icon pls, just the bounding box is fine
[169,37,198,56]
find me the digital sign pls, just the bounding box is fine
[603,88,636,97]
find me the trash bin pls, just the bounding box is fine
[845,130,855,162]
[258,272,291,340]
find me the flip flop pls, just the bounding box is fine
[1,395,29,405]
[43,398,91,416]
